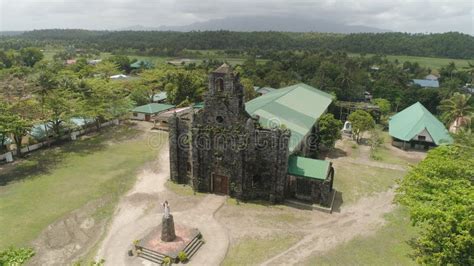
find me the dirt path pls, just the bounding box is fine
[95,144,169,265]
[95,142,228,266]
[260,189,396,266]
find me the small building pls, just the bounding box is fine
[412,79,440,88]
[152,92,168,103]
[66,59,77,65]
[130,60,153,70]
[110,74,129,80]
[287,156,334,207]
[88,59,102,65]
[389,102,452,150]
[132,103,175,121]
[425,74,439,80]
[254,86,276,96]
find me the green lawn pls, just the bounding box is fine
[333,161,406,204]
[222,234,301,266]
[304,207,418,265]
[349,53,473,71]
[0,126,159,249]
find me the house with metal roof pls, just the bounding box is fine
[131,103,175,121]
[389,102,452,150]
[412,79,440,88]
[130,60,153,69]
[152,91,168,103]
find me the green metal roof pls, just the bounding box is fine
[193,102,205,109]
[245,83,334,152]
[132,103,175,114]
[130,60,153,69]
[389,102,453,145]
[287,155,330,180]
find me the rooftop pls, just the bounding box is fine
[153,91,167,102]
[389,102,452,145]
[132,103,175,114]
[412,79,440,88]
[245,83,334,152]
[287,155,330,180]
[212,63,232,74]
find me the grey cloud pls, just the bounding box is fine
[0,0,472,33]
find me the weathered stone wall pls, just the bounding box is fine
[169,64,291,204]
[169,114,191,184]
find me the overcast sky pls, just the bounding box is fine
[0,0,473,34]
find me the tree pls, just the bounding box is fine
[108,55,131,73]
[43,88,81,138]
[317,113,342,149]
[0,76,39,157]
[241,77,257,101]
[372,98,391,116]
[396,133,474,265]
[94,61,119,80]
[348,110,375,143]
[82,79,132,129]
[18,47,44,67]
[439,93,473,129]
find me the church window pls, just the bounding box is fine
[216,78,224,92]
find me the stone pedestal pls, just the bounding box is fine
[161,215,176,242]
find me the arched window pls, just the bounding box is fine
[215,78,224,92]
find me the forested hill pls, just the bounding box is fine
[3,30,474,59]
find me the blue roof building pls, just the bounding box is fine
[412,79,440,88]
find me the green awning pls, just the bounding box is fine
[389,102,452,145]
[246,83,334,152]
[132,103,175,114]
[287,155,330,180]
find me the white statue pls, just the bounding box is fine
[162,201,170,218]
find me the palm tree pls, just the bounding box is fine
[439,93,473,132]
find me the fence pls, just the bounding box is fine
[0,119,119,162]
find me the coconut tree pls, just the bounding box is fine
[439,93,473,131]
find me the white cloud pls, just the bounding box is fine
[0,0,472,33]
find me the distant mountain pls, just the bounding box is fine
[121,16,389,33]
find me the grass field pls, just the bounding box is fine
[0,126,158,249]
[303,207,418,265]
[332,161,405,204]
[222,234,301,266]
[349,53,473,70]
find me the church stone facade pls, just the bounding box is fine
[169,64,290,202]
[169,64,334,206]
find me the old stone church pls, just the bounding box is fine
[169,64,335,207]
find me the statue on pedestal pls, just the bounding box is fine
[161,201,176,242]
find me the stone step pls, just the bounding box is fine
[183,236,201,255]
[138,252,164,265]
[139,248,166,259]
[187,240,203,259]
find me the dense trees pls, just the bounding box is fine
[2,30,473,59]
[396,132,474,265]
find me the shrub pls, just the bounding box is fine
[0,246,35,265]
[161,256,172,265]
[178,251,188,262]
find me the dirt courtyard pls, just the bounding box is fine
[91,134,418,265]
